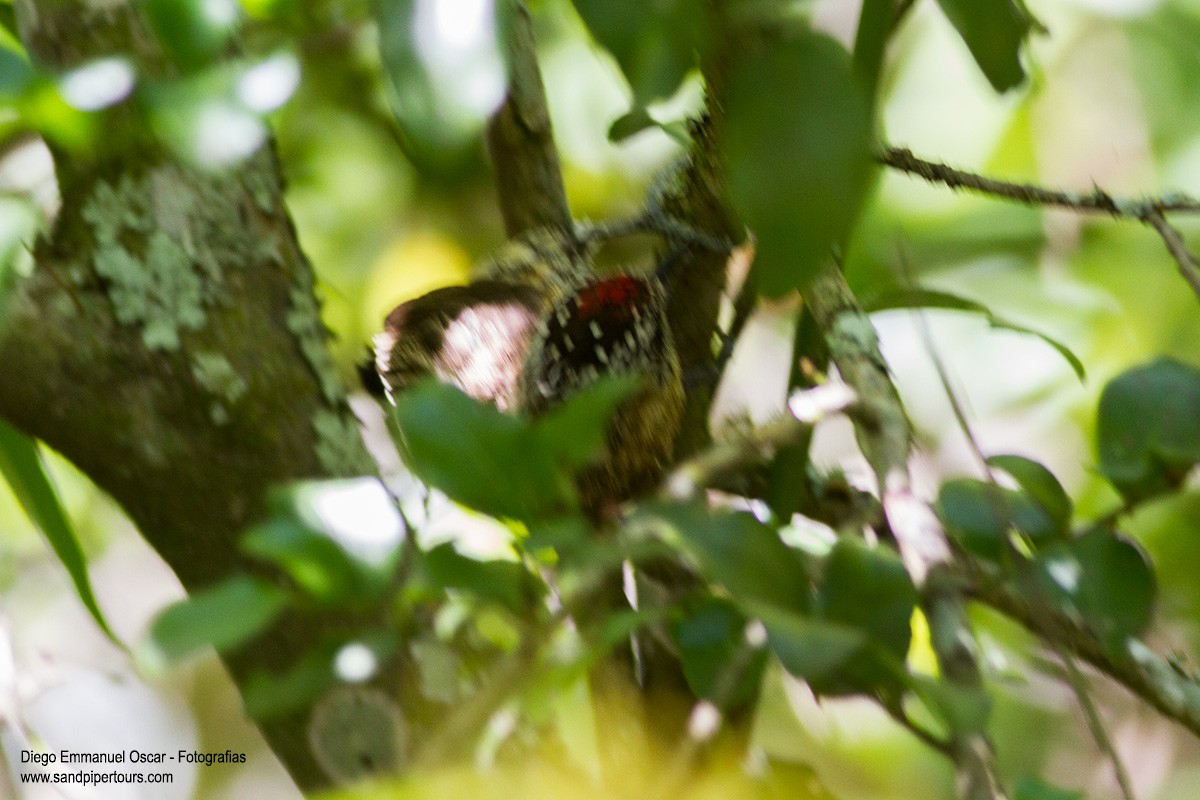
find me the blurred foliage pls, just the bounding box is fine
[4,1,1200,800]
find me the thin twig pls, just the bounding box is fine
[1142,210,1200,300]
[1050,642,1137,800]
[879,146,1200,303]
[883,701,955,757]
[966,561,1200,740]
[881,146,1200,215]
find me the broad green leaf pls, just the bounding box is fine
[244,647,337,720]
[1022,528,1156,649]
[986,455,1072,534]
[817,540,916,660]
[934,0,1032,92]
[536,375,636,470]
[749,602,867,682]
[0,421,115,641]
[724,31,874,295]
[1013,776,1083,800]
[1097,358,1200,502]
[809,540,915,696]
[643,502,811,614]
[394,379,632,521]
[422,543,535,615]
[242,518,382,606]
[671,597,768,709]
[149,575,288,663]
[937,478,1059,561]
[572,0,709,104]
[862,286,1085,381]
[393,380,570,520]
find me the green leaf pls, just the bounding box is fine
[671,597,768,709]
[244,648,337,720]
[0,30,32,97]
[422,543,536,615]
[394,379,632,521]
[1023,528,1156,649]
[572,0,709,104]
[149,575,288,663]
[817,540,916,660]
[934,0,1032,92]
[244,632,400,719]
[1013,776,1083,800]
[643,502,811,614]
[393,380,570,520]
[852,0,894,112]
[805,540,915,696]
[535,375,636,471]
[937,478,1059,561]
[986,454,1072,534]
[862,287,1085,381]
[724,31,875,295]
[0,421,115,642]
[1097,357,1200,502]
[749,602,867,681]
[242,518,382,606]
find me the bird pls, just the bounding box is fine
[371,224,686,518]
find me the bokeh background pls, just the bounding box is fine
[3,0,1200,797]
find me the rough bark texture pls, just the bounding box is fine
[1,1,384,791]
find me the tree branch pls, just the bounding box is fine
[804,263,1008,799]
[880,145,1200,302]
[0,2,406,791]
[485,0,572,239]
[969,565,1200,740]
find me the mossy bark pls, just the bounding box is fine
[0,1,384,791]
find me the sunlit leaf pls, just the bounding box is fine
[0,421,116,641]
[724,31,874,295]
[394,380,564,519]
[149,575,288,663]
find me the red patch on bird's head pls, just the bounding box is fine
[575,276,648,319]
